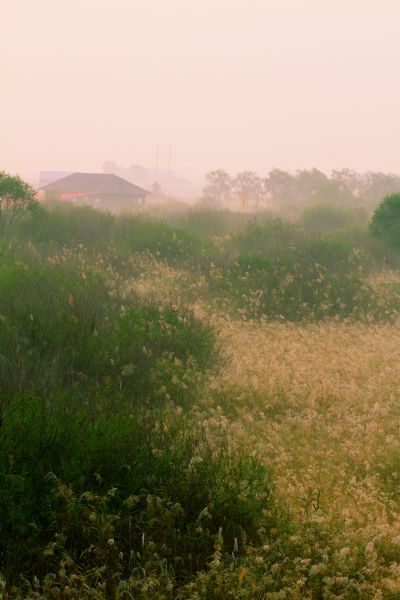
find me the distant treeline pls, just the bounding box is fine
[203,168,400,210]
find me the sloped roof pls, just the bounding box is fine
[41,172,149,197]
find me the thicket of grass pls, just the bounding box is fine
[170,206,253,238]
[301,203,368,235]
[0,244,234,591]
[0,252,215,405]
[13,201,400,323]
[3,199,400,597]
[199,218,399,321]
[207,237,389,321]
[0,248,281,599]
[17,201,115,250]
[16,203,216,269]
[115,213,216,268]
[1,396,276,593]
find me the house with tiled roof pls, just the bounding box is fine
[40,172,148,209]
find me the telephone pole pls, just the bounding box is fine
[155,144,159,181]
[154,145,172,179]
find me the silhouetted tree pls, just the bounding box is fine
[203,169,232,203]
[0,171,38,236]
[263,169,295,206]
[233,171,263,208]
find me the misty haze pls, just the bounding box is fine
[2,1,400,598]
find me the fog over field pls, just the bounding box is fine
[5,2,400,599]
[2,0,400,184]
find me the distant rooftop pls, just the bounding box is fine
[40,172,149,197]
[39,171,73,187]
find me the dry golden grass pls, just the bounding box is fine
[208,318,400,588]
[30,252,400,596]
[86,255,400,594]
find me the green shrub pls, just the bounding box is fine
[4,198,398,598]
[232,218,302,259]
[370,192,400,247]
[17,201,116,249]
[208,238,381,321]
[0,248,227,588]
[115,214,216,267]
[301,204,367,235]
[174,207,250,238]
[0,399,275,588]
[0,255,216,406]
[0,171,39,238]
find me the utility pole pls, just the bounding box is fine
[154,145,172,179]
[155,144,159,181]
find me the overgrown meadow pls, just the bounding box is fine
[3,199,400,598]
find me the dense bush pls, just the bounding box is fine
[0,400,275,588]
[370,192,400,247]
[115,214,216,268]
[173,207,251,238]
[301,203,367,235]
[0,171,39,237]
[16,204,217,270]
[0,252,216,407]
[207,236,385,321]
[0,248,243,591]
[5,194,400,597]
[17,201,115,249]
[232,218,302,259]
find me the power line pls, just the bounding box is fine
[154,145,173,179]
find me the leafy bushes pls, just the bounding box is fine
[173,207,251,238]
[0,249,244,590]
[115,214,216,267]
[0,253,216,407]
[301,204,367,235]
[16,204,217,270]
[14,200,399,321]
[5,192,400,596]
[370,192,400,247]
[0,397,275,590]
[17,201,115,249]
[232,218,301,259]
[8,200,400,327]
[0,171,39,237]
[207,237,383,321]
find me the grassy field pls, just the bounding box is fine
[2,200,400,598]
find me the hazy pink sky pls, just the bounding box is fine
[1,0,400,182]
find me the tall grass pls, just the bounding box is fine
[3,200,400,598]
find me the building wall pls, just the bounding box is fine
[66,193,146,210]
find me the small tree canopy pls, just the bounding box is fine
[0,171,38,236]
[203,169,231,204]
[370,193,400,247]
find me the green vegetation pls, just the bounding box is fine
[0,171,39,237]
[370,192,400,247]
[301,204,367,235]
[3,189,400,597]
